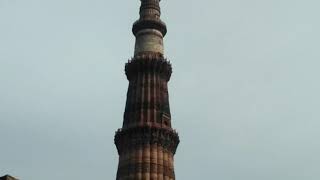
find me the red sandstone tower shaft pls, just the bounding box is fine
[114,0,179,179]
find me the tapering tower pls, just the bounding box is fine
[114,0,179,179]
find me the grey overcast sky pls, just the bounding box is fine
[1,0,320,179]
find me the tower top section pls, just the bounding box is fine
[133,0,167,56]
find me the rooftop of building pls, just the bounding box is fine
[0,175,18,180]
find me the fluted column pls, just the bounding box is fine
[157,145,164,180]
[137,144,143,179]
[115,0,179,179]
[163,149,169,180]
[142,143,151,179]
[150,144,158,179]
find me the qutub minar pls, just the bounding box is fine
[114,0,180,179]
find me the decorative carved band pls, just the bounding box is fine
[132,18,167,36]
[125,53,172,81]
[140,2,160,12]
[115,126,179,155]
[116,162,175,178]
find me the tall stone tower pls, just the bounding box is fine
[114,0,180,179]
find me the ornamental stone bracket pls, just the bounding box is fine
[125,54,172,81]
[115,126,179,155]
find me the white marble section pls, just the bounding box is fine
[134,29,164,55]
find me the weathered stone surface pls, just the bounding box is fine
[135,29,164,55]
[115,0,179,179]
[115,126,179,155]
